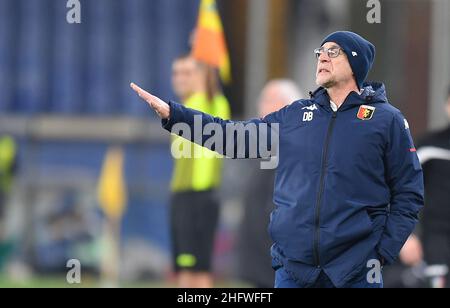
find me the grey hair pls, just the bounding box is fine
[264,79,304,105]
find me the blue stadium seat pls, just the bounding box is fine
[0,0,199,116]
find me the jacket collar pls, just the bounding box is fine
[310,82,388,111]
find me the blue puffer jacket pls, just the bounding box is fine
[162,82,424,287]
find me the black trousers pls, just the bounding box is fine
[170,190,220,273]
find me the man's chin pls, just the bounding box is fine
[317,79,336,89]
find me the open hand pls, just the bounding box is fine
[130,83,170,119]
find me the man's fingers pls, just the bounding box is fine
[130,83,154,102]
[130,82,144,93]
[130,83,146,96]
[130,82,170,119]
[130,82,142,94]
[130,83,161,111]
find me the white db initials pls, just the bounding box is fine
[303,112,314,122]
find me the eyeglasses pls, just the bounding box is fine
[314,47,343,59]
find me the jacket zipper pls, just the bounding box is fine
[313,111,338,267]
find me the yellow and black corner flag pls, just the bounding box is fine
[191,0,231,84]
[97,146,127,221]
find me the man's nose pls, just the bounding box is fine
[318,52,330,62]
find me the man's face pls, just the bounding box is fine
[315,42,355,89]
[171,57,197,101]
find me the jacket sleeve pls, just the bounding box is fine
[161,101,284,160]
[377,113,425,265]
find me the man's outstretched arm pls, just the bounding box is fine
[130,83,281,160]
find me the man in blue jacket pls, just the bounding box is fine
[131,31,424,288]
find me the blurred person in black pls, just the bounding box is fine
[416,86,450,288]
[237,80,303,288]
